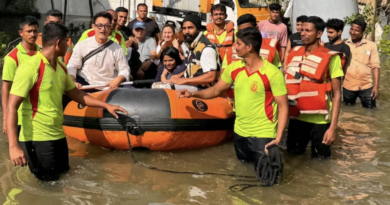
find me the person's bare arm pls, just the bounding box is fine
[177,78,232,99]
[371,67,380,100]
[65,88,128,118]
[323,77,342,145]
[155,32,161,45]
[280,47,286,63]
[2,81,12,134]
[107,76,126,89]
[171,71,185,79]
[161,69,168,82]
[265,94,289,152]
[170,71,217,85]
[285,39,292,60]
[6,95,26,166]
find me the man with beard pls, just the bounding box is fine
[78,9,127,56]
[258,3,288,63]
[343,18,380,108]
[285,16,343,159]
[2,16,40,135]
[177,27,288,173]
[168,15,219,91]
[325,18,351,72]
[204,4,235,70]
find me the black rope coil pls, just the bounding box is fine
[125,126,283,192]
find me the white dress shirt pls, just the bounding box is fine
[67,37,130,85]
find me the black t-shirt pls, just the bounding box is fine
[120,26,132,40]
[324,42,351,66]
[289,32,303,48]
[127,18,160,38]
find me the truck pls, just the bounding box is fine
[150,0,272,29]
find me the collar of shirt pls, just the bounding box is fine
[347,38,367,47]
[36,51,60,71]
[16,42,41,56]
[213,23,227,34]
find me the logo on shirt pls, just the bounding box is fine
[250,81,258,92]
[192,100,208,112]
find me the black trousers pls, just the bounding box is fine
[343,87,376,108]
[19,138,70,181]
[287,119,331,158]
[233,133,273,168]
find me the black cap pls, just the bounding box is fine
[182,15,201,30]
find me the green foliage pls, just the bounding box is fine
[0,32,10,72]
[68,23,87,37]
[0,0,40,17]
[344,3,380,37]
[378,25,390,58]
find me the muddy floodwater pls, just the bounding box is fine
[0,62,390,205]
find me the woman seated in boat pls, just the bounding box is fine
[156,22,185,63]
[154,47,186,82]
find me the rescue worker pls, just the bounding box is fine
[204,4,234,70]
[235,14,281,67]
[225,14,281,102]
[177,27,288,173]
[36,9,74,65]
[285,16,344,158]
[78,9,127,56]
[6,23,127,181]
[168,15,219,91]
[2,16,40,135]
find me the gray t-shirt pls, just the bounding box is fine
[137,36,156,62]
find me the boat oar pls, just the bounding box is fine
[80,79,155,90]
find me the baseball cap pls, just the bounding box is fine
[133,21,145,29]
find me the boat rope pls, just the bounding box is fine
[125,126,283,191]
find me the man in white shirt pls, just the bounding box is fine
[67,11,130,91]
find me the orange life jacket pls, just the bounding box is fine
[63,38,73,65]
[229,38,279,65]
[225,39,279,100]
[36,33,73,64]
[285,45,344,118]
[206,22,235,65]
[260,38,279,64]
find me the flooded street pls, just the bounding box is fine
[0,62,389,204]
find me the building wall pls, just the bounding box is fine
[35,0,153,23]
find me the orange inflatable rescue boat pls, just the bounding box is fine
[63,89,234,151]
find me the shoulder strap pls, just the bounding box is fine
[81,40,114,68]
